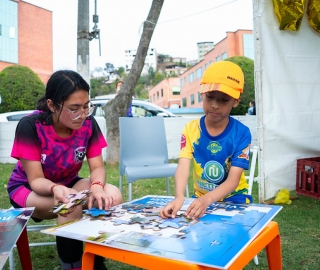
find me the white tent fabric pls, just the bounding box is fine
[253,0,320,201]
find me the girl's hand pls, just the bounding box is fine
[51,184,71,205]
[88,185,115,210]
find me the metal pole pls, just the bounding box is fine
[77,0,90,88]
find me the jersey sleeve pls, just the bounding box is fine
[86,116,108,159]
[230,125,252,170]
[11,117,41,161]
[179,119,199,159]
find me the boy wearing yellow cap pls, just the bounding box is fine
[160,61,252,220]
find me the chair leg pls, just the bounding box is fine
[128,183,132,201]
[185,185,189,198]
[9,251,14,270]
[166,177,170,196]
[119,175,123,193]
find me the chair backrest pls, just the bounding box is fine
[119,117,169,175]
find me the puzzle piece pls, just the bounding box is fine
[140,222,161,231]
[158,216,191,229]
[121,203,153,213]
[113,219,130,226]
[206,202,248,212]
[83,208,112,217]
[200,213,231,225]
[51,190,91,215]
[223,210,265,227]
[129,216,150,225]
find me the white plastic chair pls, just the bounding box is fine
[246,145,259,265]
[119,117,189,201]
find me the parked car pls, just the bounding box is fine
[0,110,35,122]
[91,97,178,118]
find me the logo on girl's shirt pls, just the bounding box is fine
[74,147,86,163]
[41,154,47,164]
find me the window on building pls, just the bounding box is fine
[222,52,227,60]
[172,86,180,96]
[243,34,254,60]
[161,89,163,97]
[197,92,202,103]
[190,94,195,105]
[205,63,208,70]
[209,60,213,65]
[157,91,159,99]
[188,72,194,83]
[180,78,184,88]
[153,94,155,101]
[196,67,202,79]
[216,56,220,62]
[182,98,187,107]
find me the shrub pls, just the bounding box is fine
[0,65,45,113]
[225,56,255,115]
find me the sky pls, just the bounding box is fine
[24,0,253,71]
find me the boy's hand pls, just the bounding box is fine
[159,197,184,219]
[186,195,211,219]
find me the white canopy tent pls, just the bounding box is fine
[253,0,320,201]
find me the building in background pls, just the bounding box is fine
[157,56,187,77]
[148,29,253,110]
[179,29,253,108]
[125,48,157,75]
[197,41,214,61]
[148,77,181,109]
[0,0,53,83]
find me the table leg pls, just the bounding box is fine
[266,234,282,269]
[16,227,32,270]
[82,250,95,270]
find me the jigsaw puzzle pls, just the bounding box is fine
[42,195,282,269]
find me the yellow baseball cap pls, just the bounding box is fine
[200,61,244,99]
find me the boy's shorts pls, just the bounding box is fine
[192,193,253,204]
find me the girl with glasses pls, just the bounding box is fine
[7,70,122,270]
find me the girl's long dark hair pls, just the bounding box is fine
[36,70,89,124]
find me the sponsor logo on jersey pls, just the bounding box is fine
[180,134,186,150]
[207,141,222,154]
[238,145,250,160]
[203,160,225,184]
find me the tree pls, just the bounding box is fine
[225,56,255,115]
[0,65,45,113]
[103,0,164,164]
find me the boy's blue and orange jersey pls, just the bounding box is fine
[180,116,251,200]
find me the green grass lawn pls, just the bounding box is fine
[0,161,320,269]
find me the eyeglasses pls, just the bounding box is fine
[61,102,95,120]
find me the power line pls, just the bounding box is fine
[158,0,237,24]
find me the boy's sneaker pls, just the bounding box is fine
[94,255,107,270]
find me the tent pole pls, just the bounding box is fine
[253,0,265,203]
